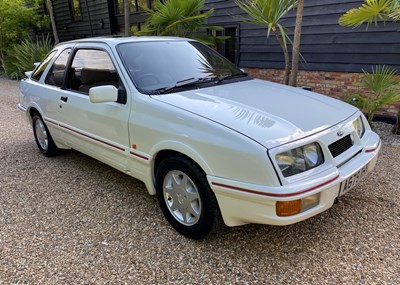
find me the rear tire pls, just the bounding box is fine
[155,156,223,239]
[32,114,61,157]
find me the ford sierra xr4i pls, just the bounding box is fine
[18,37,381,239]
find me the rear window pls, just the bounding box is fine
[45,48,71,88]
[31,50,57,81]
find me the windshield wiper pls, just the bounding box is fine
[153,73,248,94]
[215,72,249,84]
[158,77,213,94]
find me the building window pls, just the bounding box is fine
[115,0,133,14]
[213,26,239,64]
[149,0,157,9]
[136,0,149,11]
[69,0,82,21]
[114,0,153,15]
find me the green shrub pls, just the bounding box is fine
[346,65,400,125]
[4,35,53,79]
[0,0,49,71]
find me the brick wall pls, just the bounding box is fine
[245,68,400,120]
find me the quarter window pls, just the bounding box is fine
[31,50,57,81]
[68,49,120,94]
[45,48,71,87]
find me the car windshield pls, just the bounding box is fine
[117,40,246,94]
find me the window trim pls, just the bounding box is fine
[31,50,58,82]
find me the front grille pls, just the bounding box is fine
[329,134,353,158]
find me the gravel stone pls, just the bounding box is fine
[0,78,399,284]
[372,121,400,147]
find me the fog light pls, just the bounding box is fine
[276,200,301,217]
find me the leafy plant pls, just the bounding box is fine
[340,2,400,133]
[339,0,400,28]
[346,65,400,125]
[0,0,49,71]
[4,35,53,79]
[134,0,226,46]
[235,0,296,85]
[389,0,400,20]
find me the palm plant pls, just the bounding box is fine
[134,0,225,46]
[235,0,296,85]
[346,65,400,125]
[389,0,400,19]
[339,0,400,28]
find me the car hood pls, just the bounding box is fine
[152,79,357,149]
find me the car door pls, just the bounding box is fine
[24,48,71,141]
[56,44,131,171]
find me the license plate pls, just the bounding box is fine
[339,165,368,196]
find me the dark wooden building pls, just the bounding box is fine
[205,0,400,73]
[47,0,400,74]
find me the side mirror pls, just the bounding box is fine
[89,85,118,103]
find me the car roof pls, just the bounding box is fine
[56,36,192,48]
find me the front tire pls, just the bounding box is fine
[155,156,223,239]
[32,114,61,157]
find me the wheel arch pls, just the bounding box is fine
[148,142,214,195]
[29,106,41,118]
[26,105,43,124]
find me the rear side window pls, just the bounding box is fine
[68,49,120,94]
[31,50,57,81]
[45,48,71,87]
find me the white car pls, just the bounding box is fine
[18,37,381,239]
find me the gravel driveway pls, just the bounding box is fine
[1,78,399,284]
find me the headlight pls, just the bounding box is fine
[353,116,365,138]
[276,143,324,177]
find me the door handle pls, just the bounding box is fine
[60,96,68,102]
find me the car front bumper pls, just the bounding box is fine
[208,133,381,227]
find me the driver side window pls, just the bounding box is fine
[67,49,120,94]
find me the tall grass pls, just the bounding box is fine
[4,34,53,79]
